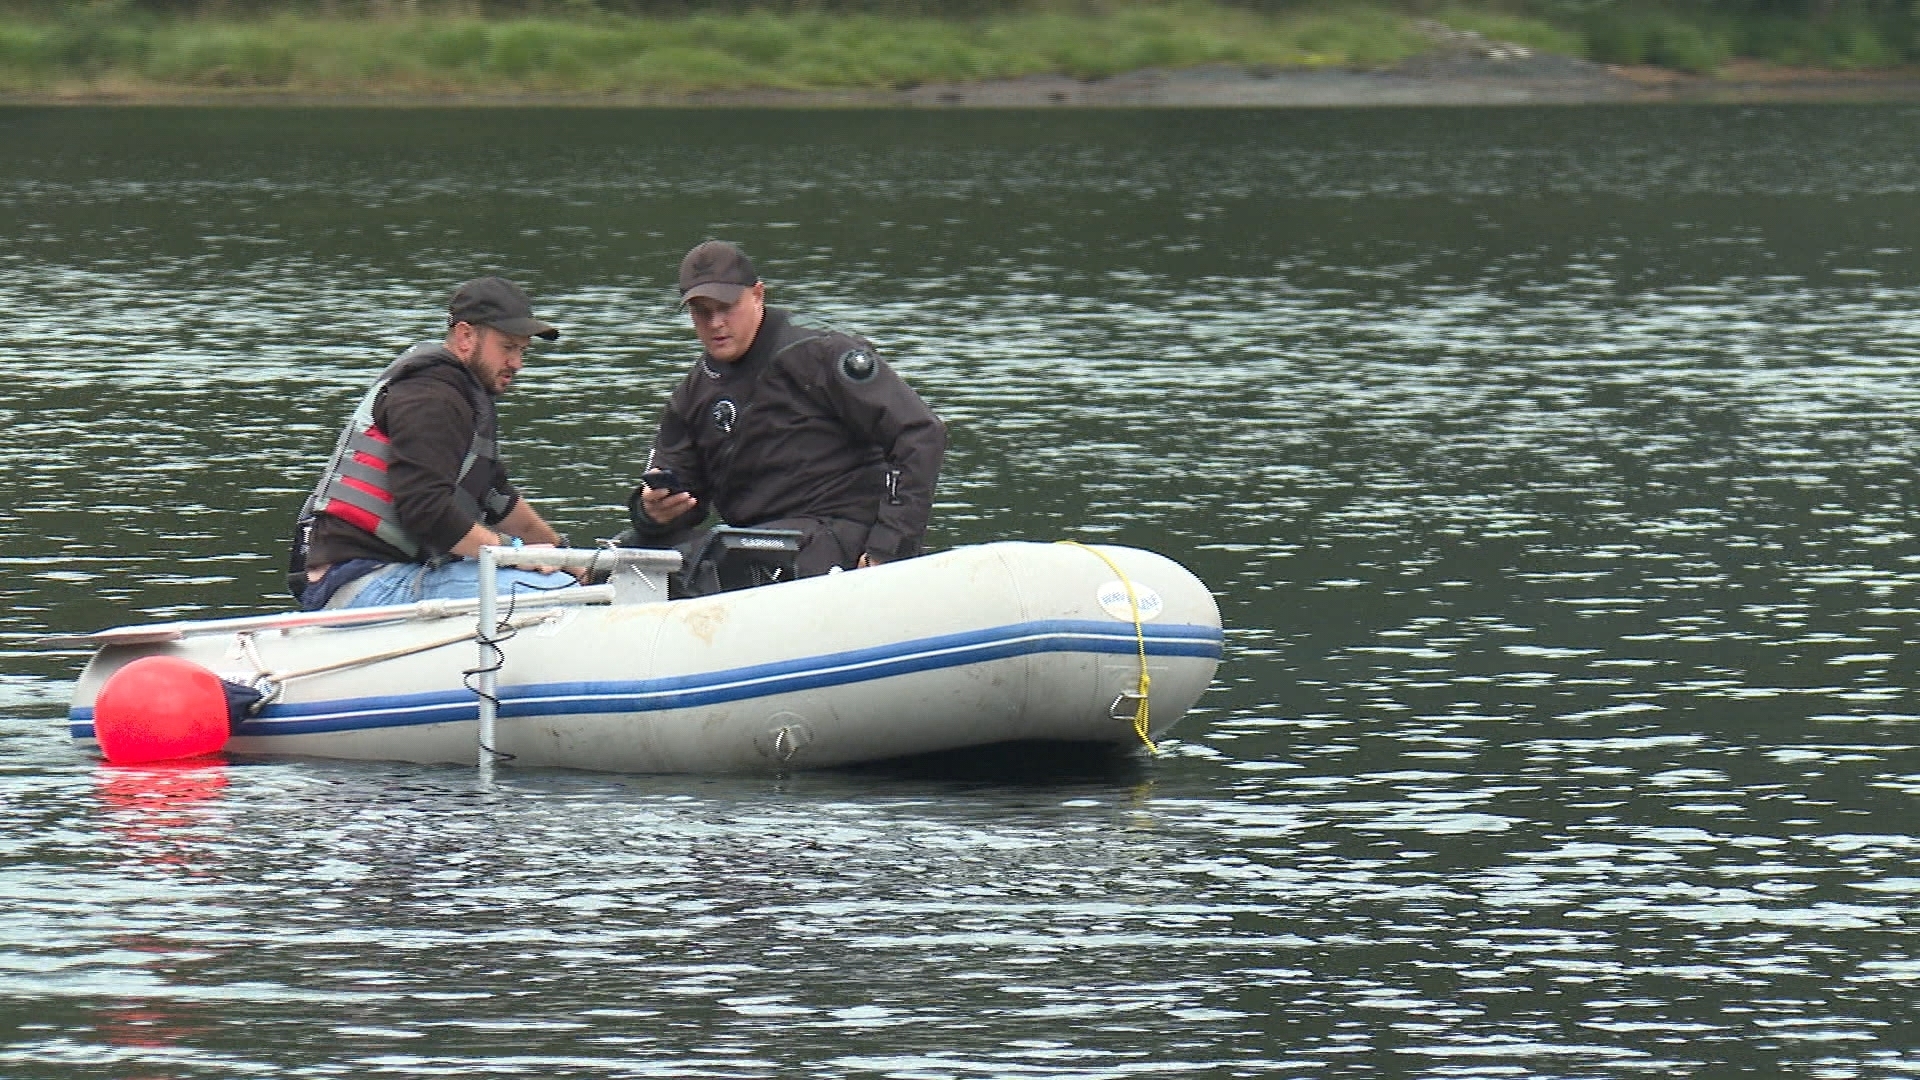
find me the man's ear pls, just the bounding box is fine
[448,321,480,361]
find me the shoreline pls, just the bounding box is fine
[8,56,1920,109]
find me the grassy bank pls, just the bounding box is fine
[0,2,1912,100]
[0,3,1436,98]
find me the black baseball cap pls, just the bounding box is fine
[678,240,759,306]
[447,276,559,341]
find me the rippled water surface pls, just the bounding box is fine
[1,104,1917,1077]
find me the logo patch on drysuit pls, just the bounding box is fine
[838,348,878,383]
[711,399,738,435]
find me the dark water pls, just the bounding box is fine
[2,104,1918,1077]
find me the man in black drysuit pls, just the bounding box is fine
[626,240,946,586]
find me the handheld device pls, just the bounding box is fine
[641,468,684,495]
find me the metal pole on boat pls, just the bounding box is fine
[476,545,498,769]
[457,544,678,772]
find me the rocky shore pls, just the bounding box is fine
[884,48,1920,109]
[872,22,1920,109]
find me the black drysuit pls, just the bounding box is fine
[629,307,946,577]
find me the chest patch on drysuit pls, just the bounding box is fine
[711,398,739,435]
[838,348,877,383]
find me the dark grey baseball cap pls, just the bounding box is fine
[447,276,559,341]
[677,240,759,306]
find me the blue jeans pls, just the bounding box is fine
[340,559,578,609]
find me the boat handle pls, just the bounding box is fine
[1109,689,1146,721]
[757,720,814,763]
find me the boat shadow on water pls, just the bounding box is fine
[839,739,1152,785]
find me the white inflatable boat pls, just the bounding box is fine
[63,541,1223,774]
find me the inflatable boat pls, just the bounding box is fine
[62,540,1224,774]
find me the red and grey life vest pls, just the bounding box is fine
[290,343,512,567]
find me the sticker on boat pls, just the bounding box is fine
[1097,581,1163,622]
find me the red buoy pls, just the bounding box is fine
[92,656,231,765]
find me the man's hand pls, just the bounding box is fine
[640,483,698,524]
[498,542,595,584]
[511,542,563,576]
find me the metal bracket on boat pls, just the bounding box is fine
[472,544,683,770]
[755,714,815,763]
[249,674,284,710]
[607,562,671,605]
[1109,689,1148,722]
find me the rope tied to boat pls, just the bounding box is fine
[1057,540,1155,753]
[228,610,551,737]
[234,612,549,688]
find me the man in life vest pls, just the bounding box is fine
[626,240,946,588]
[287,276,576,610]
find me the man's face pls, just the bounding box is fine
[687,282,765,363]
[458,323,532,395]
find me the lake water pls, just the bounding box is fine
[1,103,1917,1077]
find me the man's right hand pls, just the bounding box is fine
[640,484,698,524]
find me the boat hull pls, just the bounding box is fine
[68,542,1223,773]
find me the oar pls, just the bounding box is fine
[41,583,616,648]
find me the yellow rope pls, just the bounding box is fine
[1057,540,1156,753]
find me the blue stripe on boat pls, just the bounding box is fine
[69,618,1223,739]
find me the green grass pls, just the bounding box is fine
[0,2,1499,97]
[1579,7,1733,74]
[0,1,1911,99]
